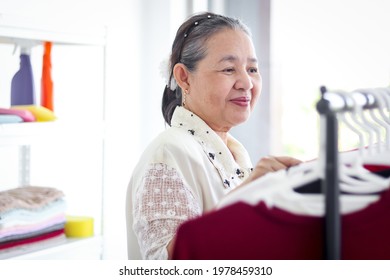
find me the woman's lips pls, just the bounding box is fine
[230,97,251,107]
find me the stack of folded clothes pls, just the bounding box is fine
[0,186,67,258]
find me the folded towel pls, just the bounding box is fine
[0,186,64,214]
[0,222,65,243]
[0,213,66,239]
[0,115,23,123]
[0,199,66,227]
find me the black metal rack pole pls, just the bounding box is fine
[316,86,341,260]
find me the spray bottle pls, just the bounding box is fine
[10,40,36,106]
[41,42,53,111]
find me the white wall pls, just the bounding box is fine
[224,0,271,163]
[271,0,390,160]
[100,0,141,260]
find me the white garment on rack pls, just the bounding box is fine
[218,161,380,216]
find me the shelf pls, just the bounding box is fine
[0,121,106,146]
[1,236,103,260]
[0,15,107,260]
[0,13,106,46]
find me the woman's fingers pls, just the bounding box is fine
[238,155,302,189]
[246,156,302,183]
[256,156,288,172]
[256,156,301,172]
[273,156,302,167]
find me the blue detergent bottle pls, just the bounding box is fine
[11,46,36,106]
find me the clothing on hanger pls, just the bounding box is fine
[172,187,390,260]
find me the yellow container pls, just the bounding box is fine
[65,216,94,238]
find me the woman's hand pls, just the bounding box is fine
[241,156,302,187]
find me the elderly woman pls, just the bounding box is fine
[126,12,301,260]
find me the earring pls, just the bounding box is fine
[182,89,188,107]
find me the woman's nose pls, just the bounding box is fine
[234,70,253,91]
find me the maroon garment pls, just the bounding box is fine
[364,164,390,173]
[0,229,64,250]
[172,188,390,260]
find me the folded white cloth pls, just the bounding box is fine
[0,213,66,238]
[0,199,66,229]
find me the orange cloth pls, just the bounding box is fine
[41,42,54,111]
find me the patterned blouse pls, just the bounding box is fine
[126,106,253,259]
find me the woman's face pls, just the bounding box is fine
[186,28,262,132]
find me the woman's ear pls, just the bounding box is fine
[173,63,190,90]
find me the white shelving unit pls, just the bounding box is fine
[0,13,107,260]
[1,236,103,260]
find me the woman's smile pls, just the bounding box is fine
[229,96,251,107]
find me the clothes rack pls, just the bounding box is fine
[316,86,386,259]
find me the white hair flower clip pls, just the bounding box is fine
[159,55,177,91]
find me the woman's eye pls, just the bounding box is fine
[248,67,258,73]
[223,68,235,73]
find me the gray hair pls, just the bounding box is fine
[162,12,252,125]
